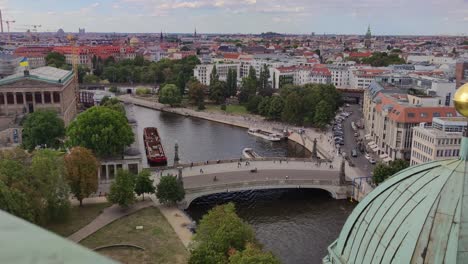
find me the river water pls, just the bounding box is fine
[132,105,354,264]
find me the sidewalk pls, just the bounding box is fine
[68,200,154,243]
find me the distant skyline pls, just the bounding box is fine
[1,0,468,35]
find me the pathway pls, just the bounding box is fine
[68,200,154,243]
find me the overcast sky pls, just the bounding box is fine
[2,0,468,35]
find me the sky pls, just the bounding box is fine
[1,0,467,35]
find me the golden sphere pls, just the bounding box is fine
[454,83,468,118]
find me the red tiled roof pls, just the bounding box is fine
[223,53,240,60]
[374,92,457,123]
[349,51,372,58]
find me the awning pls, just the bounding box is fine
[368,141,376,146]
[383,157,392,163]
[379,153,388,159]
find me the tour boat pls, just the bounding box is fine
[143,127,168,165]
[247,128,282,142]
[242,148,262,159]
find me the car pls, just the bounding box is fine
[369,158,376,164]
[351,149,358,157]
[339,141,345,145]
[334,131,344,135]
[354,132,359,137]
[365,153,371,160]
[345,103,350,107]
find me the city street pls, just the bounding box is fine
[333,104,374,177]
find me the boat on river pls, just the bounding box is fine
[242,148,262,159]
[143,127,167,165]
[247,128,282,142]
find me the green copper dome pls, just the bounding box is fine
[324,138,468,264]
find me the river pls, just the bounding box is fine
[132,105,354,264]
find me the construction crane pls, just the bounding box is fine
[67,34,80,112]
[5,20,15,44]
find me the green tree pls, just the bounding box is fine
[372,159,409,184]
[100,96,125,114]
[194,203,254,255]
[176,72,187,95]
[226,69,238,97]
[210,65,219,85]
[64,147,99,206]
[314,100,333,128]
[258,65,272,96]
[83,74,101,84]
[281,93,303,124]
[108,169,136,207]
[0,180,34,222]
[209,81,227,104]
[66,106,134,157]
[134,169,155,200]
[239,77,257,103]
[257,97,271,116]
[187,78,205,105]
[159,84,182,106]
[246,95,263,113]
[156,175,185,204]
[229,243,280,264]
[30,149,70,223]
[189,243,227,264]
[45,52,66,68]
[22,110,65,151]
[268,96,284,120]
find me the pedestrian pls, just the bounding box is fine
[280,160,282,164]
[285,175,289,180]
[190,162,193,168]
[200,168,204,174]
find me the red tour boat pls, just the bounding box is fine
[143,127,167,165]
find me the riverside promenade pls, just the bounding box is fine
[118,95,373,200]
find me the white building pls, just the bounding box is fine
[410,117,467,165]
[194,63,240,86]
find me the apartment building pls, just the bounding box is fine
[410,117,467,165]
[193,63,240,86]
[349,68,389,89]
[363,81,457,161]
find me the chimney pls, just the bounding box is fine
[24,70,30,76]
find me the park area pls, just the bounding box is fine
[80,207,188,264]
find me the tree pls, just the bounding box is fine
[189,243,227,264]
[268,96,284,120]
[226,69,238,97]
[210,65,219,85]
[30,149,70,223]
[83,74,100,84]
[239,77,257,103]
[22,110,65,151]
[64,147,99,206]
[187,78,205,105]
[156,175,185,204]
[281,93,303,124]
[246,95,263,113]
[45,52,66,68]
[100,96,126,114]
[314,100,333,128]
[159,84,182,106]
[229,243,280,264]
[209,81,227,104]
[134,169,155,200]
[176,72,186,95]
[257,97,271,116]
[66,106,134,157]
[258,65,272,96]
[194,203,254,255]
[373,159,409,184]
[0,180,34,222]
[108,170,136,207]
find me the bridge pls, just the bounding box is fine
[337,88,364,104]
[150,158,352,209]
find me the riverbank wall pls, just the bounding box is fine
[118,95,331,160]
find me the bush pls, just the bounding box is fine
[197,102,206,110]
[136,87,151,96]
[220,104,227,111]
[109,86,118,93]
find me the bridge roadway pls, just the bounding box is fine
[149,158,351,209]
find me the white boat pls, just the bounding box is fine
[242,148,262,159]
[247,128,282,142]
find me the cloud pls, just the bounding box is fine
[91,2,100,8]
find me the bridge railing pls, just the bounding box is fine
[184,179,342,194]
[148,157,331,171]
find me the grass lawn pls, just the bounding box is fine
[80,207,188,264]
[45,202,111,237]
[204,104,249,115]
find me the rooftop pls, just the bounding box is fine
[0,66,74,86]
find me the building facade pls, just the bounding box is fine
[410,117,467,165]
[456,60,468,88]
[363,81,457,161]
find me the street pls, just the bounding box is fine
[334,104,374,177]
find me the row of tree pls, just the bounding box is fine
[0,147,98,225]
[372,159,410,184]
[22,104,134,158]
[246,83,342,128]
[348,52,406,67]
[189,203,280,264]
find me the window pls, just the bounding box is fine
[433,112,440,117]
[408,113,415,118]
[420,113,428,118]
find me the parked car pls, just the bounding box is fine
[365,153,371,160]
[351,149,358,157]
[354,132,359,137]
[369,158,376,164]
